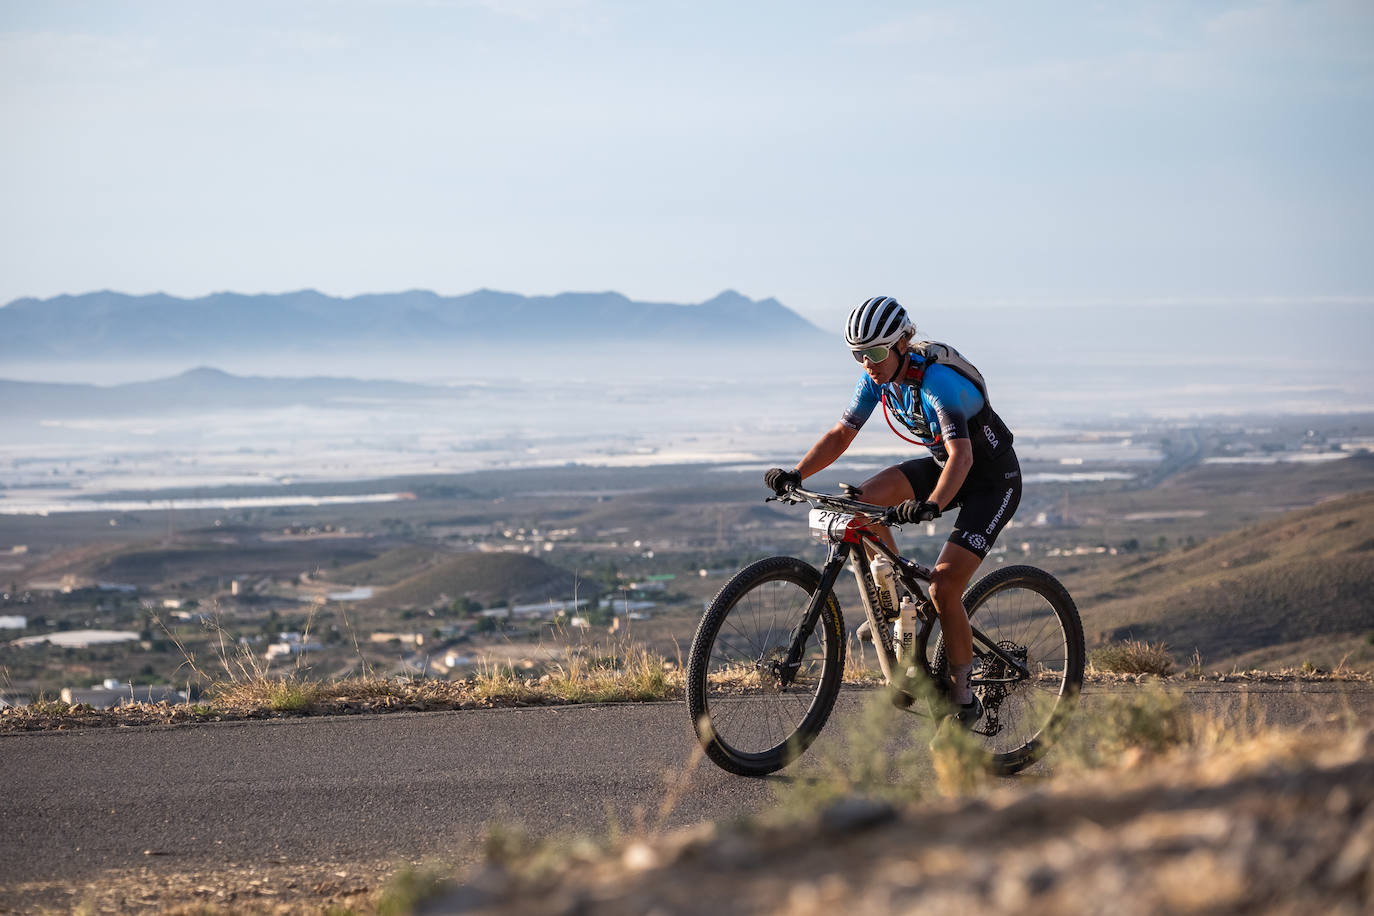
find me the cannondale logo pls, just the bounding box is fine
[985,486,1014,535]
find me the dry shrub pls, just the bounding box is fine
[211,675,323,713]
[1090,639,1176,677]
[1059,684,1193,770]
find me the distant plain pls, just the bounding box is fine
[3,294,1374,701]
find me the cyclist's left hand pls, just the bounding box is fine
[890,498,941,524]
[764,467,801,496]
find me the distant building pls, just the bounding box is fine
[598,598,657,612]
[510,598,588,618]
[368,631,424,646]
[0,615,27,629]
[264,632,323,659]
[10,629,141,649]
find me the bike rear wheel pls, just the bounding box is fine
[687,556,846,777]
[933,564,1085,775]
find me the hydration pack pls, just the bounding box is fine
[882,339,1013,463]
[907,340,988,396]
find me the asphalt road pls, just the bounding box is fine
[2,682,1369,890]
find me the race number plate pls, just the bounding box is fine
[808,507,856,543]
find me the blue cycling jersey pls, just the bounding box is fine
[840,358,986,462]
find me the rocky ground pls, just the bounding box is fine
[2,862,393,915]
[437,728,1374,916]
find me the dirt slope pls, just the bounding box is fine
[447,730,1374,916]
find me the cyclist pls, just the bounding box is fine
[764,296,1021,726]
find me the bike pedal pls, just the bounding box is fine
[889,689,916,710]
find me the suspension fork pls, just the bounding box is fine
[778,544,851,687]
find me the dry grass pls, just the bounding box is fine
[1089,639,1177,677]
[0,637,685,732]
[471,645,677,705]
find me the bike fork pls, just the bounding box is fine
[779,547,851,687]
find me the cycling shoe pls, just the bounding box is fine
[947,694,984,729]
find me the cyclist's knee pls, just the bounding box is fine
[928,567,970,610]
[928,571,952,608]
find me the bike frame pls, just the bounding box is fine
[777,490,1031,700]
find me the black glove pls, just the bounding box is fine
[890,498,941,524]
[764,467,802,496]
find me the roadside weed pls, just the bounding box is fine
[1089,639,1176,677]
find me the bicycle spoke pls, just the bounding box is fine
[694,562,838,759]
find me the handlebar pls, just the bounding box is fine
[769,484,898,525]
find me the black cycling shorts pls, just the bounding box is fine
[896,448,1021,559]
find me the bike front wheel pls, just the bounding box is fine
[687,556,846,777]
[933,564,1085,775]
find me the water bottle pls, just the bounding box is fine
[869,555,898,622]
[895,595,918,658]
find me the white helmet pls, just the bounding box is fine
[845,296,913,349]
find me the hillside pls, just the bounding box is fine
[329,546,447,588]
[89,540,378,588]
[1082,490,1374,671]
[365,552,582,610]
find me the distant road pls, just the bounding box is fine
[2,682,1368,893]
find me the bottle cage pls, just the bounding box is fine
[881,390,940,448]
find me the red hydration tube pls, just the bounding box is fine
[881,390,940,448]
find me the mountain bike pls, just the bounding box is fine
[686,482,1084,777]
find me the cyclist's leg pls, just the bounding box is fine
[929,541,981,668]
[936,451,1022,701]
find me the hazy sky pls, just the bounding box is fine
[2,0,1371,325]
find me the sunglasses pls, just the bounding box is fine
[851,344,893,363]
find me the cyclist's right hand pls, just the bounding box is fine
[764,467,801,496]
[887,498,941,525]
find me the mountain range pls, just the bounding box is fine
[0,288,825,361]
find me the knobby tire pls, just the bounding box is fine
[933,564,1085,775]
[686,556,846,777]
